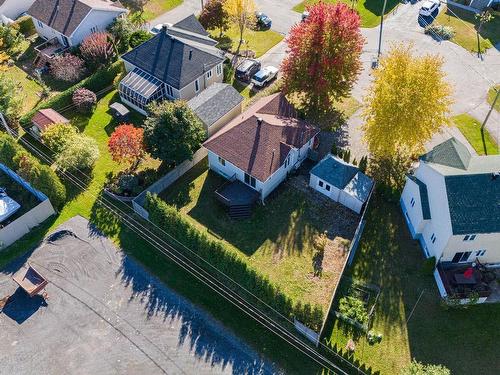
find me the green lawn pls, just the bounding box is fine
[293,0,400,28]
[435,7,500,53]
[142,0,183,21]
[452,113,499,155]
[488,85,499,112]
[2,66,42,114]
[214,25,284,58]
[159,160,358,312]
[322,194,500,374]
[0,90,330,374]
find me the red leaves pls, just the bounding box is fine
[108,124,145,168]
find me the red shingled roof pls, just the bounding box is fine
[31,109,69,131]
[203,94,318,182]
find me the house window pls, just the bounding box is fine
[325,184,331,191]
[430,233,436,244]
[90,26,98,33]
[463,234,477,241]
[318,180,324,188]
[206,70,212,79]
[244,173,256,188]
[195,79,200,92]
[451,251,472,263]
[218,156,225,166]
[216,64,223,76]
[410,198,415,207]
[165,84,173,98]
[37,20,44,28]
[475,250,486,257]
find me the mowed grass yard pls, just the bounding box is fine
[322,194,500,374]
[142,0,183,21]
[435,6,500,53]
[452,114,499,155]
[293,0,400,28]
[2,66,42,114]
[159,160,357,312]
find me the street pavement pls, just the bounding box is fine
[151,0,499,156]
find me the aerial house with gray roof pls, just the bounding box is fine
[401,138,500,302]
[118,15,225,115]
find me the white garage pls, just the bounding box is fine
[309,154,373,214]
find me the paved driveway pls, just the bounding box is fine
[0,216,281,375]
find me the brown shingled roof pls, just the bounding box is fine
[203,94,318,182]
[32,108,69,131]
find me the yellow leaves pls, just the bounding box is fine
[362,43,453,157]
[224,0,256,27]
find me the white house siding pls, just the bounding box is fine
[33,18,65,44]
[414,163,454,260]
[179,67,223,101]
[338,191,363,214]
[0,0,36,21]
[70,9,124,46]
[441,233,500,265]
[309,174,341,201]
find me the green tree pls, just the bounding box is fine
[199,0,230,37]
[128,29,152,48]
[401,360,450,375]
[56,134,100,171]
[41,123,78,154]
[362,44,453,158]
[0,74,23,124]
[108,17,136,53]
[143,101,205,166]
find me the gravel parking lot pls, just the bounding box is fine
[0,216,281,375]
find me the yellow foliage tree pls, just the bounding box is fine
[224,0,256,48]
[362,44,453,157]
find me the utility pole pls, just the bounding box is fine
[375,0,388,67]
[481,88,499,130]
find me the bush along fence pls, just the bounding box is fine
[20,61,124,126]
[144,193,325,332]
[0,133,66,209]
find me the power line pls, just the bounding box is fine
[3,125,360,375]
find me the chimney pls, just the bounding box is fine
[162,24,169,33]
[257,117,263,125]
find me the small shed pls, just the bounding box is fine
[109,102,130,121]
[188,83,244,137]
[31,108,69,139]
[309,154,373,214]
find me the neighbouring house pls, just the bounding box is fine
[204,93,319,213]
[309,154,374,214]
[188,83,244,137]
[0,0,36,24]
[0,163,55,249]
[30,108,69,139]
[401,138,500,301]
[118,15,225,115]
[28,0,126,62]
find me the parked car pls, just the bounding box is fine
[255,12,272,29]
[235,59,261,82]
[251,66,279,88]
[301,11,309,22]
[419,1,439,17]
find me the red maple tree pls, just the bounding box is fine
[108,124,145,170]
[281,2,364,113]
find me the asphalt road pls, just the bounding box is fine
[0,216,282,375]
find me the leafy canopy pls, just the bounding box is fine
[108,124,145,169]
[282,2,364,113]
[0,74,23,122]
[401,360,451,375]
[56,133,100,171]
[50,53,86,82]
[41,123,78,154]
[362,44,453,157]
[199,0,230,37]
[224,0,256,44]
[143,101,205,166]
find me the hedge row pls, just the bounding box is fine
[145,193,325,331]
[0,134,66,209]
[20,61,124,126]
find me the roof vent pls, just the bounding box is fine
[492,172,500,180]
[188,50,193,60]
[162,24,169,32]
[257,117,263,125]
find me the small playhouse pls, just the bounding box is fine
[309,154,374,214]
